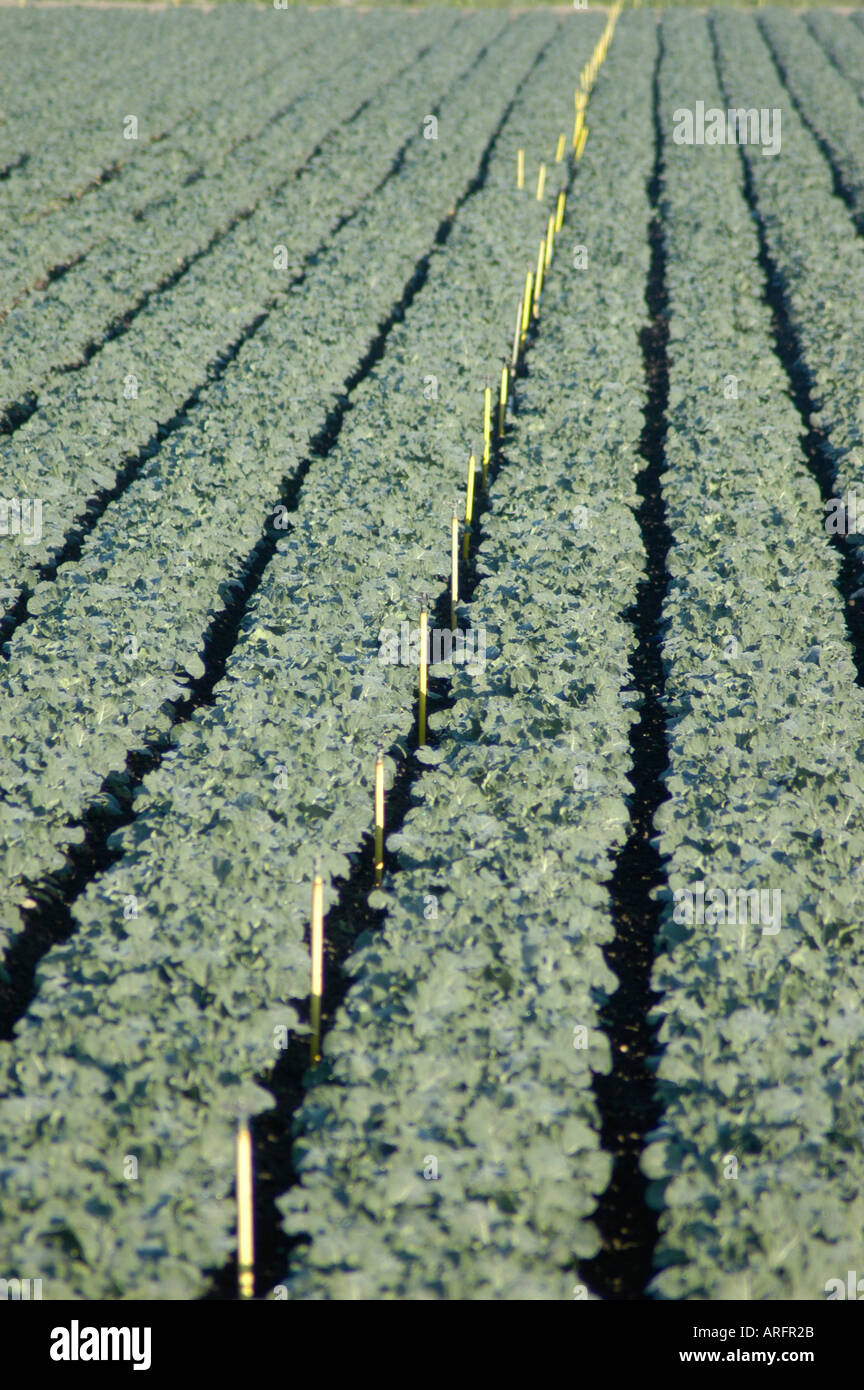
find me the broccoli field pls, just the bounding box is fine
[2,2,864,1313]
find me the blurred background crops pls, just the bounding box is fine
[11,3,864,12]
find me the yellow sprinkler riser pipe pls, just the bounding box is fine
[236,1119,254,1301]
[520,270,533,340]
[418,605,428,745]
[464,453,477,525]
[512,294,523,367]
[533,237,545,318]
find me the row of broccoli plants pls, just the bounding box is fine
[711,12,864,571]
[0,7,290,237]
[0,8,358,313]
[278,13,657,1301]
[806,10,864,96]
[0,12,449,413]
[0,16,559,956]
[0,19,601,1296]
[756,13,864,234]
[643,10,864,1301]
[0,15,504,623]
[0,10,455,368]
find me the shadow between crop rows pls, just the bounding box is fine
[580,24,670,1303]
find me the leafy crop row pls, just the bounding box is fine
[757,12,864,233]
[0,15,553,955]
[0,15,606,1297]
[643,10,864,1300]
[711,12,864,581]
[278,12,657,1301]
[806,10,864,99]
